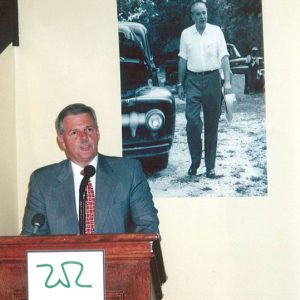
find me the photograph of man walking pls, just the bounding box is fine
[177,0,232,178]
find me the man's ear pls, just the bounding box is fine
[191,14,195,22]
[57,135,66,151]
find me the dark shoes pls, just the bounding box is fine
[206,169,216,179]
[188,163,216,178]
[188,162,200,176]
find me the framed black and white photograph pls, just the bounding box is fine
[116,0,267,197]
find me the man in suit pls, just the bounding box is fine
[22,103,159,235]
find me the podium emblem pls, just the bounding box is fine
[27,250,104,300]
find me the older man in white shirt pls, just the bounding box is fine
[177,0,232,178]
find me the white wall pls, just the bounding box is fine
[15,0,122,224]
[1,0,299,299]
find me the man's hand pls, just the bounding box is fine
[223,80,232,95]
[177,85,185,100]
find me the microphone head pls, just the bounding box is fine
[31,213,45,227]
[83,165,96,177]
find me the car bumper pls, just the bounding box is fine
[123,137,173,158]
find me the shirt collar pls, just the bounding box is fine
[191,24,198,34]
[192,23,209,35]
[71,155,98,178]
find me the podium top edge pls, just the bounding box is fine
[0,233,160,245]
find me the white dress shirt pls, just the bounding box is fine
[178,23,229,72]
[71,156,98,219]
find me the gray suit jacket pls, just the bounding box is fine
[22,154,159,235]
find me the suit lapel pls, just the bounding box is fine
[56,160,79,234]
[53,156,119,234]
[94,155,119,232]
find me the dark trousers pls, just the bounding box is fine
[247,67,258,93]
[185,70,222,170]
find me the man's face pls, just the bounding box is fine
[191,3,207,30]
[57,113,100,167]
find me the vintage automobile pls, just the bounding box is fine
[164,43,264,92]
[228,44,265,92]
[118,22,176,172]
[227,43,264,74]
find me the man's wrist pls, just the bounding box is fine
[224,80,231,86]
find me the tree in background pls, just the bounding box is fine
[226,0,263,56]
[117,0,264,62]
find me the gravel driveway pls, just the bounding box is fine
[147,74,267,197]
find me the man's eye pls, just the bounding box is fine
[70,130,78,136]
[86,127,95,133]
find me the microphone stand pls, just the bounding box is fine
[79,179,89,234]
[79,190,86,234]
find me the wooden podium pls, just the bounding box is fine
[0,233,166,299]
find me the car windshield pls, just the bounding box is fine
[227,44,241,59]
[120,59,151,98]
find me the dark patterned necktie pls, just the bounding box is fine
[85,180,95,234]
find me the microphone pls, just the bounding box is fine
[79,165,96,234]
[79,165,96,194]
[83,165,96,177]
[31,213,45,235]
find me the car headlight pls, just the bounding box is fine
[145,109,165,131]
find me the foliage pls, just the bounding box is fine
[117,0,264,62]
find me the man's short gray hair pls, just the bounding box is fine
[55,103,98,134]
[190,0,207,13]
